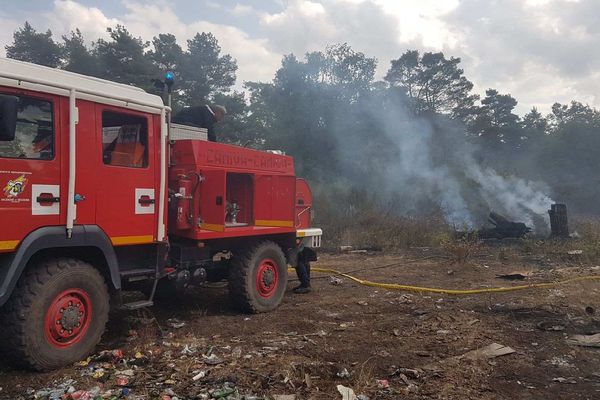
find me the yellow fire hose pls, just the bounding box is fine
[290,266,600,295]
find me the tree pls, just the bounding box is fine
[385,50,478,119]
[521,107,548,141]
[149,33,183,72]
[549,101,599,129]
[212,91,263,146]
[61,29,99,76]
[471,89,520,148]
[5,22,62,67]
[314,43,376,94]
[181,32,237,105]
[94,25,157,89]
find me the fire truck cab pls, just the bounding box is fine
[0,58,321,370]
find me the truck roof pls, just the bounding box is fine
[0,57,165,113]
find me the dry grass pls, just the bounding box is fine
[441,235,481,265]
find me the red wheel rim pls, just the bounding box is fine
[256,258,279,298]
[44,288,93,348]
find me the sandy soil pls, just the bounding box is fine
[1,249,600,399]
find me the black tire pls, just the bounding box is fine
[228,241,287,313]
[0,258,110,371]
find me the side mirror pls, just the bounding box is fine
[0,95,18,141]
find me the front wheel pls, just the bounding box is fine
[0,258,110,370]
[228,241,287,313]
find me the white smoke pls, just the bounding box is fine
[362,96,555,232]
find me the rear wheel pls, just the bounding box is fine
[0,258,109,370]
[228,241,287,313]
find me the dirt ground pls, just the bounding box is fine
[1,248,600,399]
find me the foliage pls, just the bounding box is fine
[385,50,478,120]
[5,22,62,67]
[181,33,237,105]
[61,29,99,75]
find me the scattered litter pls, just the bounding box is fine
[192,370,207,381]
[537,321,565,331]
[566,333,600,347]
[548,356,575,368]
[585,306,595,315]
[231,346,242,358]
[349,250,368,254]
[337,368,351,378]
[337,384,358,400]
[392,329,401,336]
[330,276,343,285]
[376,379,390,389]
[496,271,534,280]
[203,353,224,365]
[340,245,353,252]
[92,368,105,380]
[168,318,187,329]
[304,373,312,389]
[211,384,236,398]
[95,349,124,362]
[357,301,368,306]
[116,376,129,386]
[391,367,420,379]
[181,344,197,355]
[553,377,577,384]
[460,343,516,360]
[567,250,583,255]
[70,390,96,400]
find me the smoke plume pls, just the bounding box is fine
[332,89,554,232]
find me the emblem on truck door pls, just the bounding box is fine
[3,174,28,198]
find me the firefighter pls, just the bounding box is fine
[294,239,317,294]
[172,104,227,142]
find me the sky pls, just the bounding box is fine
[1,0,599,114]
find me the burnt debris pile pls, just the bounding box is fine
[455,203,570,240]
[478,212,532,239]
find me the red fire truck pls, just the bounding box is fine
[0,58,321,370]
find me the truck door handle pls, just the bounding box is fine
[138,196,155,205]
[36,194,60,203]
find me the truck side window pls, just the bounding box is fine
[0,95,54,160]
[102,111,148,168]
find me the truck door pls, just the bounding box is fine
[0,91,61,252]
[95,107,157,246]
[199,169,226,231]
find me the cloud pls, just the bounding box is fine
[45,0,119,44]
[0,15,20,57]
[232,4,256,16]
[443,0,600,111]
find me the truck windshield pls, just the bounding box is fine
[0,95,54,160]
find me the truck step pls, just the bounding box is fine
[121,300,154,310]
[120,268,156,281]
